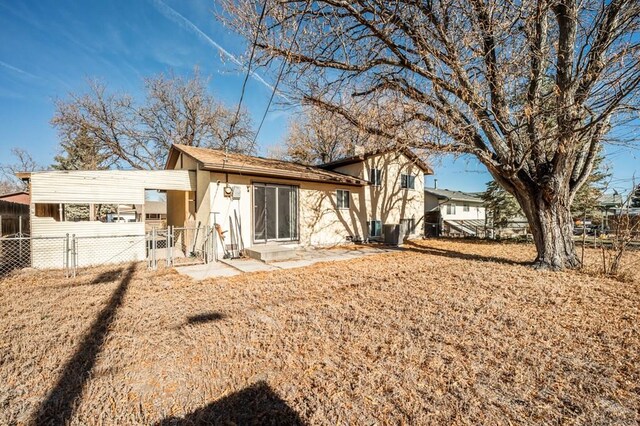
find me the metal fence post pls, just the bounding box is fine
[165,226,171,267]
[64,233,70,278]
[72,234,78,278]
[170,225,174,267]
[204,226,210,264]
[146,231,151,270]
[151,227,157,270]
[18,216,23,262]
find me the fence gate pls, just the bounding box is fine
[146,226,216,270]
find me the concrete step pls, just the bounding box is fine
[245,245,297,262]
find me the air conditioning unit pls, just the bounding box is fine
[383,223,407,246]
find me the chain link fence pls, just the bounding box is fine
[1,235,71,277]
[1,226,220,279]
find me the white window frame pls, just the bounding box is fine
[368,219,382,237]
[446,203,456,215]
[401,174,416,189]
[463,204,470,212]
[336,189,350,209]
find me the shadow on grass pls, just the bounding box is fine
[155,381,304,425]
[187,311,226,325]
[49,267,126,290]
[90,268,125,284]
[31,263,136,425]
[403,240,529,266]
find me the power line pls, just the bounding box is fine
[250,0,312,148]
[227,0,269,154]
[231,0,311,176]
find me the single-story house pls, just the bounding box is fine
[424,187,486,237]
[18,145,431,267]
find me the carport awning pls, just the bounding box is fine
[25,170,196,204]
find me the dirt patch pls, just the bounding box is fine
[0,240,638,424]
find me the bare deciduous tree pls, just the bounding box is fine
[283,103,389,164]
[0,148,41,193]
[52,69,255,170]
[222,0,640,269]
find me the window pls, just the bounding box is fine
[401,174,416,189]
[369,168,382,186]
[463,204,470,212]
[446,203,456,215]
[401,218,416,235]
[336,189,350,209]
[368,220,382,237]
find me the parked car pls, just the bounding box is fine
[573,226,587,236]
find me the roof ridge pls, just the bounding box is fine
[170,144,368,186]
[173,143,326,169]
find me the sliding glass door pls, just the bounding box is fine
[253,184,298,242]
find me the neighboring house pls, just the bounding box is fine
[424,188,486,237]
[104,202,167,227]
[0,191,30,205]
[596,192,640,233]
[144,200,167,229]
[165,144,432,249]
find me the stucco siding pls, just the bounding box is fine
[361,152,425,236]
[204,173,364,248]
[299,184,364,246]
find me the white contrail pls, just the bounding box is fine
[150,0,286,99]
[0,60,40,79]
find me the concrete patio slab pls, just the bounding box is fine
[221,258,281,273]
[270,259,317,269]
[174,245,400,280]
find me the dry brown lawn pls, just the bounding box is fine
[0,239,638,425]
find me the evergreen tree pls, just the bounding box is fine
[53,129,115,221]
[482,180,523,230]
[570,154,610,218]
[52,128,110,171]
[484,154,609,228]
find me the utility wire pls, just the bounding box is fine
[250,0,312,148]
[233,0,311,176]
[227,0,269,154]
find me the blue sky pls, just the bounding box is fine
[0,0,637,194]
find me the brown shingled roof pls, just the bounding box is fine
[319,148,433,174]
[167,144,368,186]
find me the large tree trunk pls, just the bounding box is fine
[516,190,580,270]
